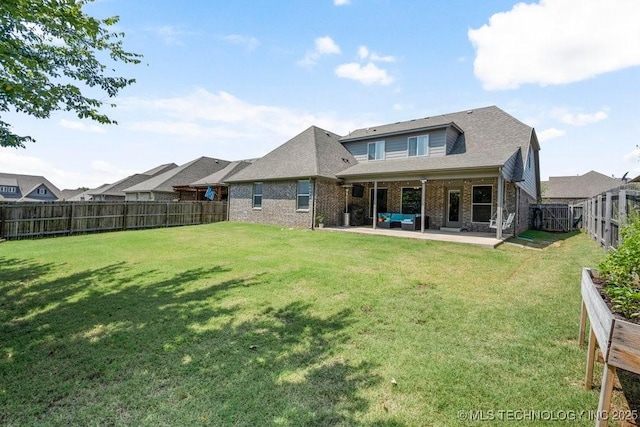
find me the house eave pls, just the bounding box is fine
[340,122,464,143]
[227,174,341,184]
[339,165,504,183]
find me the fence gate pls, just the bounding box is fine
[529,203,571,232]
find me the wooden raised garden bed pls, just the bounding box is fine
[579,267,640,426]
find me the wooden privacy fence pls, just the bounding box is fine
[0,201,227,240]
[572,188,640,250]
[528,203,578,232]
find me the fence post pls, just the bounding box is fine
[604,192,612,250]
[122,202,128,231]
[618,190,627,248]
[0,204,4,239]
[596,195,602,244]
[68,203,75,235]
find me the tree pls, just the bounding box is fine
[0,0,142,148]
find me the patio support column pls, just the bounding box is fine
[373,181,378,230]
[496,171,504,240]
[420,178,427,233]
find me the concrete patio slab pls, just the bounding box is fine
[320,226,505,248]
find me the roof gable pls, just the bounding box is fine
[89,163,179,197]
[124,157,231,193]
[544,170,622,199]
[227,126,356,182]
[190,160,254,186]
[0,172,62,201]
[337,106,536,178]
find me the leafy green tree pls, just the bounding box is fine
[0,0,141,148]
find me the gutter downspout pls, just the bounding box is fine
[311,178,316,230]
[373,181,378,230]
[497,168,504,240]
[226,186,231,222]
[420,178,427,233]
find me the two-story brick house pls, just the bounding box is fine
[227,106,540,238]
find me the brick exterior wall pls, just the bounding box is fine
[230,179,345,228]
[345,178,520,233]
[315,178,347,226]
[516,185,536,235]
[229,177,530,233]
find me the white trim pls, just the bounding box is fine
[446,189,461,225]
[369,186,388,218]
[367,140,385,161]
[471,184,493,223]
[407,134,429,157]
[400,186,422,214]
[252,182,263,209]
[296,179,310,211]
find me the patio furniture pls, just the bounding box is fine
[377,213,423,229]
[401,215,428,230]
[489,212,515,230]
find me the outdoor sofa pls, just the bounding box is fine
[377,213,428,230]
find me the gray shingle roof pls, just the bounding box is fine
[0,172,62,201]
[226,126,357,182]
[337,106,535,178]
[544,171,622,199]
[190,160,254,186]
[125,157,231,193]
[89,163,178,197]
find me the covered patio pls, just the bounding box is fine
[320,225,505,248]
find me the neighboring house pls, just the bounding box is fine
[0,173,62,202]
[542,171,623,203]
[226,126,357,228]
[88,163,178,201]
[176,160,255,201]
[124,157,230,201]
[60,188,92,201]
[227,106,540,237]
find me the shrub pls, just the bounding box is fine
[598,213,640,319]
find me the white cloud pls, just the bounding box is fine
[358,46,369,60]
[298,36,341,67]
[624,147,640,162]
[147,25,187,46]
[334,0,350,5]
[335,62,394,85]
[122,88,363,148]
[551,108,608,126]
[0,148,135,189]
[59,119,107,133]
[537,127,566,142]
[468,0,640,90]
[223,34,260,51]
[357,45,396,62]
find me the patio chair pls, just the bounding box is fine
[489,212,515,230]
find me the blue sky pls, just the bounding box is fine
[2,0,639,189]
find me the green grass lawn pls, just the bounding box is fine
[0,222,607,426]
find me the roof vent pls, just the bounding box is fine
[467,110,473,114]
[325,131,330,137]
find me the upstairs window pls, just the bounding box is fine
[252,183,263,208]
[37,188,47,195]
[367,141,385,161]
[0,186,17,193]
[297,180,310,210]
[408,135,429,157]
